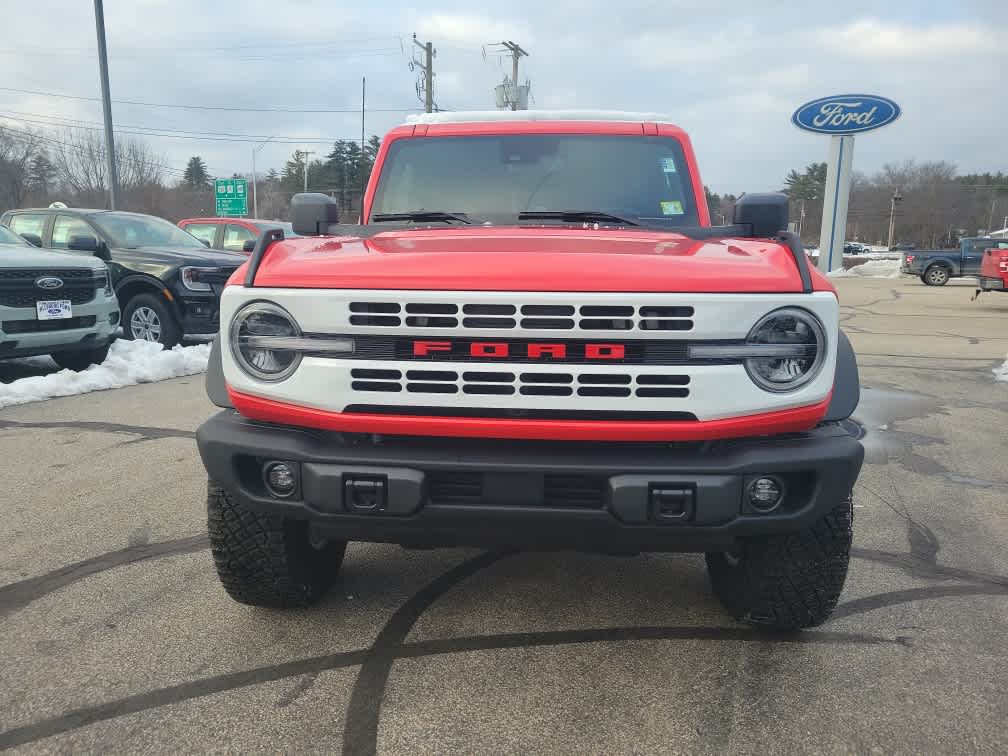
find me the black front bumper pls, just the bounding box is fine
[197,411,863,553]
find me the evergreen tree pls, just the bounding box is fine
[182,156,211,190]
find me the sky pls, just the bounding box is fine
[2,0,1005,194]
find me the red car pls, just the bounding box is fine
[177,217,298,253]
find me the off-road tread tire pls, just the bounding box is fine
[207,481,346,608]
[121,292,182,348]
[51,343,111,372]
[706,496,853,630]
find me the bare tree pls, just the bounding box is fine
[51,127,166,205]
[0,126,44,212]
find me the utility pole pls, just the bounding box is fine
[887,189,902,250]
[500,40,528,110]
[298,150,314,193]
[988,193,996,234]
[93,0,119,209]
[251,136,274,218]
[411,35,435,113]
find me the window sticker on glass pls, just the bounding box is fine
[660,157,677,173]
[660,200,684,216]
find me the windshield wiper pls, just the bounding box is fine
[372,210,471,225]
[518,210,639,227]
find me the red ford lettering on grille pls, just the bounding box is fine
[528,343,567,359]
[471,342,509,358]
[413,340,452,356]
[412,340,626,360]
[586,343,625,360]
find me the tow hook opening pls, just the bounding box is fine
[649,484,695,524]
[344,475,388,513]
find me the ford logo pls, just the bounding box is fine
[35,276,64,290]
[792,94,901,135]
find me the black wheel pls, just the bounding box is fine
[923,265,950,286]
[121,292,182,347]
[207,481,347,608]
[706,496,853,630]
[51,343,111,371]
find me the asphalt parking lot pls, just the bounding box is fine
[1,277,1006,754]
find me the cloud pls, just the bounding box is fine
[815,19,996,58]
[416,14,532,47]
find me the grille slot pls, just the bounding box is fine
[543,475,608,508]
[463,371,515,382]
[639,306,694,332]
[407,382,457,393]
[406,370,458,381]
[636,387,689,398]
[520,385,573,396]
[520,317,575,329]
[521,304,575,316]
[463,304,515,315]
[351,381,401,392]
[350,314,400,327]
[580,305,633,317]
[405,316,458,328]
[579,318,632,330]
[405,303,457,314]
[350,302,399,313]
[2,315,97,334]
[351,368,401,380]
[637,375,690,385]
[520,373,573,384]
[463,384,515,395]
[428,472,482,505]
[578,374,631,385]
[461,317,516,329]
[578,386,632,397]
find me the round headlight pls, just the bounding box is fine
[744,308,826,392]
[230,301,302,382]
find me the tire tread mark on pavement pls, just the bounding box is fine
[0,625,896,751]
[341,551,509,756]
[0,419,195,442]
[0,535,209,617]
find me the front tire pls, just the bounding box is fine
[122,292,182,347]
[51,343,111,371]
[706,496,853,630]
[207,481,347,608]
[923,265,950,286]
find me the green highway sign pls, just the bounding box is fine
[214,178,248,217]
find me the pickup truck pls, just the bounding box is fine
[196,111,864,630]
[976,246,1008,297]
[901,237,1008,285]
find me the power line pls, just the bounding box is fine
[0,86,420,114]
[0,111,369,144]
[1,35,404,55]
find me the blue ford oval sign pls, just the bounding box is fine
[792,94,901,135]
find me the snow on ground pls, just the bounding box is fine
[0,339,211,409]
[994,355,1008,383]
[828,259,904,278]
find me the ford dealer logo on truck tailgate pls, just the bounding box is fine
[792,94,901,135]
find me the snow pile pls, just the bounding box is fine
[0,339,211,409]
[994,354,1008,383]
[827,259,903,278]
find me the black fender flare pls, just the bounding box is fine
[205,337,233,408]
[824,329,860,422]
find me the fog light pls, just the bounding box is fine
[748,477,783,511]
[263,461,297,498]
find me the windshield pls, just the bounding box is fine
[369,134,699,226]
[92,212,206,249]
[0,225,28,246]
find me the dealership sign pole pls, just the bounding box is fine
[791,95,901,273]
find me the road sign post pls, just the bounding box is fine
[215,178,248,217]
[791,95,901,273]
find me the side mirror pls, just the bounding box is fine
[20,232,42,247]
[200,238,210,247]
[68,234,99,252]
[733,192,789,238]
[291,192,341,235]
[242,239,256,252]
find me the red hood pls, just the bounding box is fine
[243,227,817,293]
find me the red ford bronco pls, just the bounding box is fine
[197,112,863,629]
